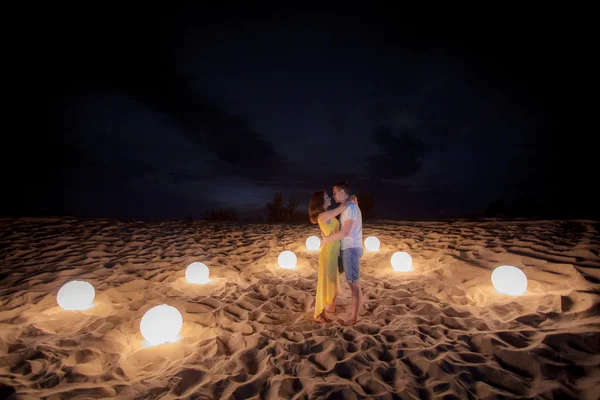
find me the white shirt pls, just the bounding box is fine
[340,202,363,250]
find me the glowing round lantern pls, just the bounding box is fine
[186,262,210,284]
[491,265,528,296]
[57,280,95,310]
[140,304,183,346]
[278,250,297,269]
[364,236,380,251]
[306,236,320,250]
[391,251,413,272]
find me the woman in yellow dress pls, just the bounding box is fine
[308,190,356,323]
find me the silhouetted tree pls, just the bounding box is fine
[266,193,307,223]
[285,198,298,220]
[266,192,285,222]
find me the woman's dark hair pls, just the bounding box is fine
[308,190,327,224]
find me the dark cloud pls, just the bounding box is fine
[107,82,291,183]
[172,101,291,181]
[366,126,430,179]
[38,11,290,185]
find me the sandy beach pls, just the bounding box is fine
[0,216,599,399]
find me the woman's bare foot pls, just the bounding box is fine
[315,312,330,323]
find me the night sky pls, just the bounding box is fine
[5,6,595,221]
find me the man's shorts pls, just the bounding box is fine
[341,247,363,283]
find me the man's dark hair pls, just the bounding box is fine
[334,181,350,195]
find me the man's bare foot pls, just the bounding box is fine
[342,318,356,326]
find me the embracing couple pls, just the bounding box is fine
[308,181,363,325]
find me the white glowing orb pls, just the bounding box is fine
[306,236,320,250]
[140,304,183,346]
[491,265,528,296]
[391,251,413,272]
[278,250,297,269]
[186,262,211,284]
[364,236,380,251]
[57,280,95,310]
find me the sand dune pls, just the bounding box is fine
[0,217,599,399]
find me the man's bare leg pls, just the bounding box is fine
[343,282,362,325]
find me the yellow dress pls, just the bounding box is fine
[314,217,341,319]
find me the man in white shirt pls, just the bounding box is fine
[321,181,363,325]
